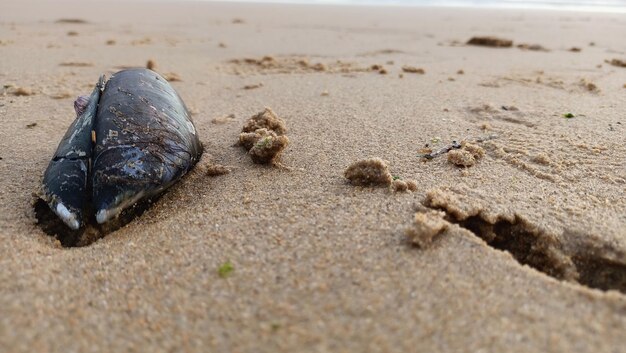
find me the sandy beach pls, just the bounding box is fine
[1,0,625,351]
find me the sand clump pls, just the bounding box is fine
[467,36,513,48]
[579,79,599,93]
[11,87,35,96]
[391,179,418,192]
[370,64,388,74]
[448,149,476,167]
[241,129,289,164]
[405,210,449,248]
[517,43,548,51]
[206,164,231,176]
[402,66,425,74]
[447,142,485,167]
[238,108,289,164]
[344,158,393,186]
[146,59,157,70]
[608,59,626,68]
[463,142,485,159]
[241,107,287,135]
[243,83,263,90]
[344,158,417,192]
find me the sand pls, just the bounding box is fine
[1,1,626,352]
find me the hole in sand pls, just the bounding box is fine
[572,254,626,293]
[423,200,626,294]
[34,197,155,248]
[455,215,574,280]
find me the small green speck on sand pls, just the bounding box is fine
[563,113,575,118]
[256,136,272,148]
[218,262,234,278]
[392,175,401,180]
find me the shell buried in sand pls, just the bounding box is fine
[39,68,203,234]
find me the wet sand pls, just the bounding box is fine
[1,1,625,351]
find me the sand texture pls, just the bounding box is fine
[1,1,626,352]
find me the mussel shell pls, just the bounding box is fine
[92,69,202,224]
[40,68,202,235]
[41,77,103,230]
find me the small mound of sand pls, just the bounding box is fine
[238,108,289,164]
[448,149,475,167]
[206,164,231,176]
[609,59,626,68]
[242,107,287,135]
[579,79,599,93]
[146,59,157,70]
[462,142,485,159]
[517,43,548,51]
[239,129,289,164]
[467,36,513,48]
[405,210,449,248]
[243,83,263,90]
[447,142,485,167]
[249,133,289,164]
[344,158,393,186]
[370,64,388,74]
[11,87,34,96]
[402,66,425,74]
[391,179,418,192]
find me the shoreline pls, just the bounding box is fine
[185,0,626,14]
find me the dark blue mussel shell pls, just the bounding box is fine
[40,68,202,235]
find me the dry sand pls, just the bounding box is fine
[1,1,626,352]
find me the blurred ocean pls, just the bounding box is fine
[213,0,626,12]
